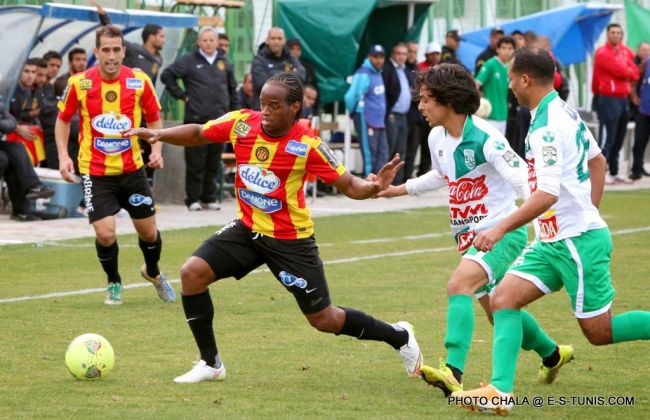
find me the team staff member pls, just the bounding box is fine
[161,26,240,211]
[55,25,175,305]
[125,72,423,384]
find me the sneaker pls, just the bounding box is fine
[394,321,423,378]
[188,202,202,211]
[538,345,574,384]
[173,360,226,383]
[25,185,55,200]
[203,201,221,210]
[10,213,41,222]
[104,282,123,305]
[614,175,633,184]
[421,359,463,396]
[605,175,616,185]
[630,172,642,181]
[140,264,176,302]
[452,383,513,416]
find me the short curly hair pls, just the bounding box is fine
[415,63,480,115]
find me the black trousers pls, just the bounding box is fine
[184,141,223,206]
[0,141,40,214]
[632,112,650,175]
[405,120,431,179]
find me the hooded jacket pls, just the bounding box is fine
[250,43,305,109]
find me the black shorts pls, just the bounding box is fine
[193,220,331,314]
[82,168,156,223]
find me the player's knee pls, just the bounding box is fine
[583,328,612,346]
[95,231,116,247]
[139,229,158,243]
[447,279,472,296]
[180,260,209,291]
[306,312,337,333]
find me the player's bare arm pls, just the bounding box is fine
[144,119,164,169]
[473,190,558,252]
[54,117,76,183]
[123,123,209,147]
[588,153,606,208]
[334,154,404,200]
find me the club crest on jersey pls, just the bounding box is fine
[285,140,308,157]
[126,78,143,89]
[80,79,93,90]
[542,146,557,165]
[238,164,280,194]
[94,137,132,155]
[234,120,251,137]
[494,141,506,151]
[542,130,555,143]
[128,194,153,207]
[92,113,133,135]
[463,149,476,170]
[255,146,270,161]
[279,271,307,289]
[238,188,282,213]
[105,91,117,102]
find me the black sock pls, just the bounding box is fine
[542,345,561,368]
[446,364,463,383]
[139,231,162,278]
[182,290,219,367]
[337,307,408,349]
[95,240,121,283]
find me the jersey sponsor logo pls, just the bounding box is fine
[105,91,117,102]
[449,203,488,227]
[128,194,153,207]
[238,188,282,213]
[464,149,476,170]
[238,164,281,194]
[92,113,133,135]
[455,229,476,253]
[285,140,308,157]
[542,146,557,165]
[279,270,307,289]
[94,137,132,155]
[538,210,559,240]
[527,158,537,192]
[234,120,251,137]
[318,143,339,169]
[81,174,94,213]
[126,78,143,89]
[503,150,520,167]
[255,146,270,162]
[448,175,488,204]
[80,79,93,90]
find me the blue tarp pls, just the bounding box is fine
[457,2,621,73]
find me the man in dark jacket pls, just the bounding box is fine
[475,27,504,75]
[161,26,240,211]
[250,27,305,109]
[441,29,464,67]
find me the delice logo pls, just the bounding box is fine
[92,113,132,135]
[238,164,281,194]
[94,137,132,155]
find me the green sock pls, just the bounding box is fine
[444,294,474,373]
[491,309,522,393]
[520,309,557,358]
[612,311,650,343]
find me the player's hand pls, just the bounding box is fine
[372,154,404,192]
[16,125,36,141]
[121,127,160,144]
[472,225,506,253]
[375,184,401,198]
[59,155,76,183]
[366,173,377,182]
[147,151,164,169]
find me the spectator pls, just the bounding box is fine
[405,41,431,179]
[288,37,318,112]
[43,50,62,82]
[382,42,412,184]
[511,30,525,49]
[630,41,650,120]
[406,41,418,72]
[630,52,650,180]
[0,94,54,221]
[475,27,504,75]
[418,42,441,71]
[302,84,318,119]
[593,23,639,184]
[524,30,538,47]
[251,27,305,109]
[441,29,463,67]
[33,58,59,169]
[161,26,240,211]
[238,73,254,109]
[476,36,516,135]
[344,45,388,177]
[218,33,230,55]
[536,36,569,100]
[8,58,44,166]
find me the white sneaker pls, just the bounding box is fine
[203,202,221,210]
[188,202,202,211]
[394,321,423,378]
[613,175,633,184]
[173,360,226,383]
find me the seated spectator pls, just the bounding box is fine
[33,57,59,169]
[302,84,318,119]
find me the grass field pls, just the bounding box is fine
[1,190,649,419]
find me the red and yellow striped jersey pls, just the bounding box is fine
[203,110,346,239]
[57,65,161,176]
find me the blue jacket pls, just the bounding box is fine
[344,59,386,128]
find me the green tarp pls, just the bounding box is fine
[625,0,650,51]
[277,0,431,104]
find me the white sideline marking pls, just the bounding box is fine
[1,225,648,305]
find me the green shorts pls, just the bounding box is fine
[463,225,528,299]
[508,227,615,318]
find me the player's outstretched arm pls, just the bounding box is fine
[122,124,209,147]
[334,154,404,200]
[588,153,606,208]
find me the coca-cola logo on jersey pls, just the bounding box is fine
[527,159,537,192]
[448,175,488,204]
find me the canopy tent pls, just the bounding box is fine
[457,2,621,74]
[0,2,198,103]
[625,0,650,52]
[277,0,433,104]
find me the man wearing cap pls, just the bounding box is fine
[418,42,442,71]
[475,27,504,75]
[344,45,388,177]
[442,30,464,67]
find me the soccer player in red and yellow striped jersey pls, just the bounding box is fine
[55,25,175,305]
[126,72,424,384]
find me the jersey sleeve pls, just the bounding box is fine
[139,74,161,123]
[529,127,563,196]
[475,60,491,86]
[56,77,79,122]
[202,110,247,144]
[484,137,530,199]
[306,138,346,183]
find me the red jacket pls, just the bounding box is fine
[593,43,639,97]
